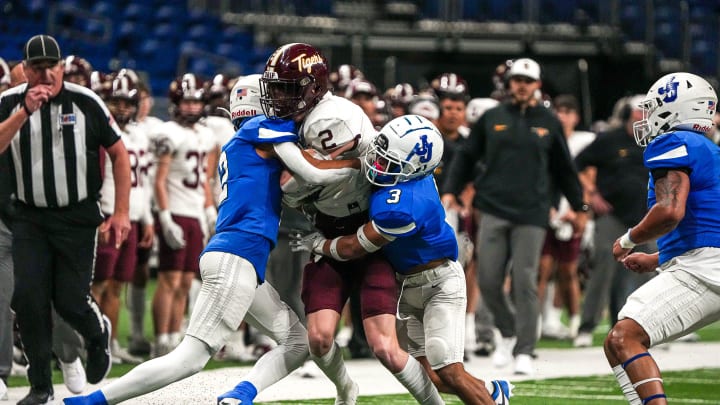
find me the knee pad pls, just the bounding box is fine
[425,337,449,368]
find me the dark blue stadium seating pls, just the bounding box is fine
[1,0,718,97]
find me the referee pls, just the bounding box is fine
[0,35,131,405]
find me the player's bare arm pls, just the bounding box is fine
[633,169,689,241]
[613,169,689,259]
[290,221,394,261]
[101,139,132,248]
[622,252,660,273]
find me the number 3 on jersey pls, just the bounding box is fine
[386,189,401,204]
[218,151,229,204]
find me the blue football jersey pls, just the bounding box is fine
[644,130,720,264]
[370,175,458,274]
[203,116,298,282]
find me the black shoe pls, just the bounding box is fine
[17,388,54,405]
[86,315,112,384]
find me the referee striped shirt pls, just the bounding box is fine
[0,82,120,208]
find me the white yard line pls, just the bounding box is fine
[4,342,720,404]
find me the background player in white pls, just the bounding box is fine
[63,74,360,405]
[152,73,216,356]
[605,72,720,405]
[126,80,163,356]
[261,43,444,405]
[92,69,152,365]
[292,115,514,405]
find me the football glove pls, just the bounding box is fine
[289,230,326,255]
[159,210,185,250]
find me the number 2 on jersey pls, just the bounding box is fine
[217,151,229,204]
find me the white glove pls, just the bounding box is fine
[159,210,185,250]
[289,230,326,254]
[204,205,218,233]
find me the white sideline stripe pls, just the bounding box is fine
[6,341,720,403]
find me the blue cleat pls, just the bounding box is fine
[491,380,514,405]
[63,390,109,405]
[217,381,258,405]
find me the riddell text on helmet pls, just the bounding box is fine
[233,109,258,119]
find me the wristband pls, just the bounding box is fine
[158,210,173,226]
[21,100,32,116]
[329,237,349,262]
[619,228,636,249]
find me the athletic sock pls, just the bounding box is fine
[311,342,354,398]
[393,356,444,405]
[613,365,642,405]
[128,285,146,340]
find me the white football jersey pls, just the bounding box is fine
[300,93,377,217]
[153,121,215,219]
[99,123,152,221]
[204,115,236,149]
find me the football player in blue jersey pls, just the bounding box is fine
[605,72,720,405]
[63,75,360,405]
[292,115,514,405]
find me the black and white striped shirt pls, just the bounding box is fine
[0,82,120,208]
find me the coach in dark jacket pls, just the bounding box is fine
[441,58,588,375]
[0,35,130,405]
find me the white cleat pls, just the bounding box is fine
[490,379,514,405]
[59,357,87,394]
[334,381,359,405]
[514,353,534,376]
[492,336,516,368]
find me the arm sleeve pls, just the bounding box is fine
[273,141,356,185]
[441,113,486,195]
[548,121,585,211]
[89,97,121,148]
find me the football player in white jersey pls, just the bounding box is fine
[93,69,152,365]
[202,73,236,208]
[260,43,444,405]
[126,80,164,356]
[151,73,217,357]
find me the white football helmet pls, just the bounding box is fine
[229,74,263,130]
[633,72,717,146]
[365,114,443,186]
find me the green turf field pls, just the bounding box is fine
[258,369,720,404]
[8,279,720,404]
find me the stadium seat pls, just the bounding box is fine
[654,22,683,59]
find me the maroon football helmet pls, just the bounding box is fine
[64,55,94,88]
[0,57,10,92]
[108,69,140,125]
[329,64,364,95]
[431,73,469,102]
[260,43,329,119]
[168,73,205,124]
[204,73,231,117]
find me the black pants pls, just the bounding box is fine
[11,217,104,392]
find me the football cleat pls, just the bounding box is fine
[491,380,514,405]
[217,381,257,405]
[62,390,108,405]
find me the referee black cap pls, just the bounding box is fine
[24,35,62,63]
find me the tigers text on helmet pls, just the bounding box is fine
[365,114,444,187]
[260,43,329,119]
[633,72,717,146]
[229,74,263,130]
[168,73,205,125]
